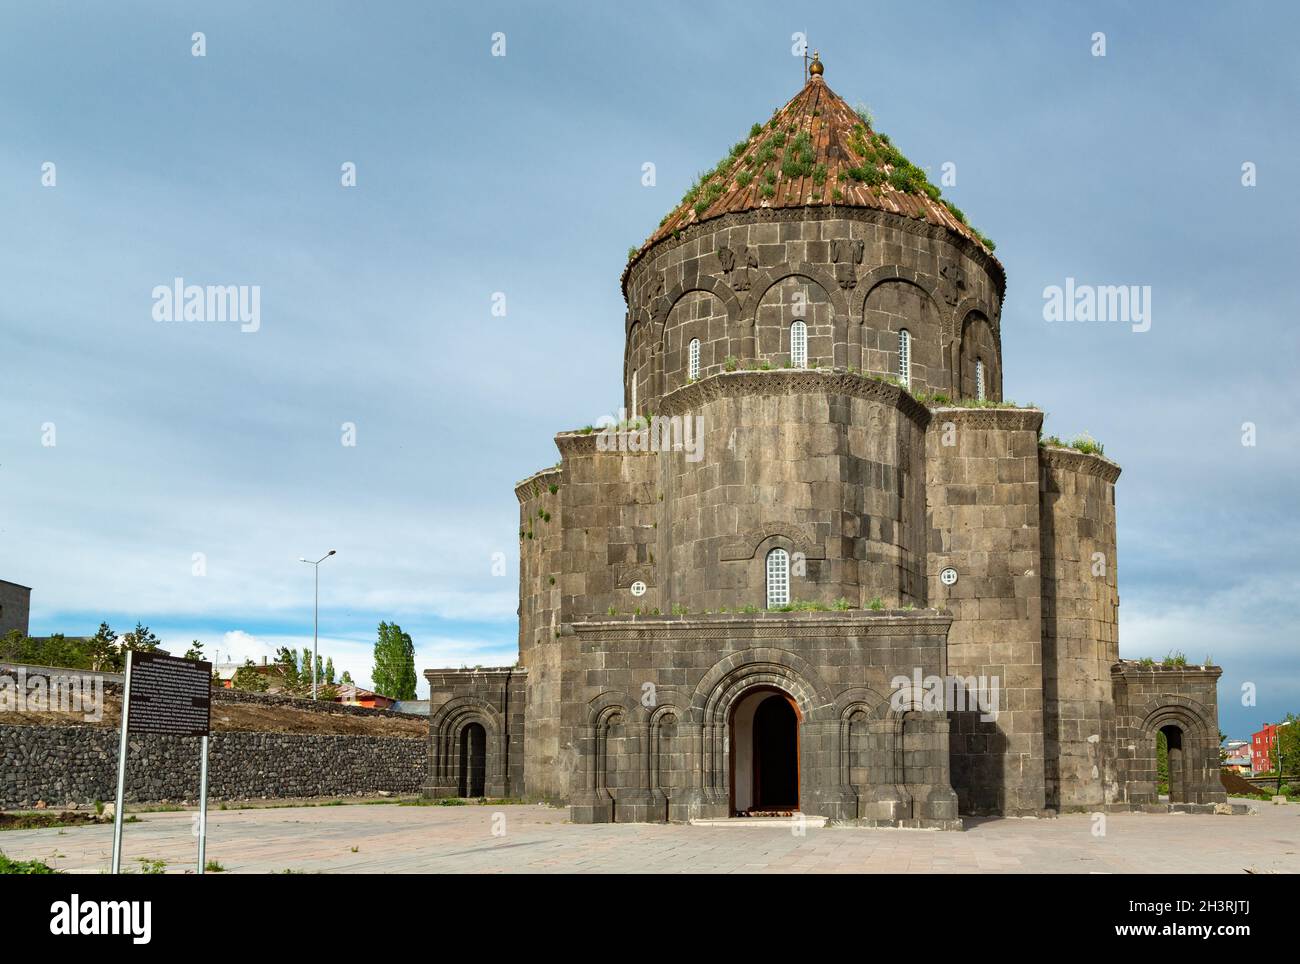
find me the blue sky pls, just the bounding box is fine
[1,2,1296,738]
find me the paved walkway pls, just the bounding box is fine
[3,801,1296,873]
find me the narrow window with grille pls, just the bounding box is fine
[790,320,807,369]
[766,548,790,608]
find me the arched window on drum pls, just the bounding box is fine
[790,321,807,369]
[898,329,911,388]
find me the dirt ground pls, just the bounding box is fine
[0,810,111,830]
[3,695,428,739]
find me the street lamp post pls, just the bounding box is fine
[298,550,336,699]
[1277,721,1292,797]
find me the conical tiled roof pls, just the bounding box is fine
[635,61,995,260]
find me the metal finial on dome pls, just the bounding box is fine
[809,51,824,77]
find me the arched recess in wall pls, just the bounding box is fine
[744,266,847,367]
[884,690,930,804]
[583,691,644,822]
[649,705,683,818]
[659,289,731,395]
[624,320,653,416]
[859,279,943,393]
[958,311,1001,401]
[833,687,891,804]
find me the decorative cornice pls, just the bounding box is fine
[552,431,600,458]
[929,406,1043,433]
[513,465,563,503]
[424,667,526,680]
[1040,445,1123,483]
[658,368,931,427]
[1111,661,1221,681]
[572,611,952,641]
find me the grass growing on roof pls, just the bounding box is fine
[649,94,996,255]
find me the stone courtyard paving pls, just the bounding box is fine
[2,800,1296,874]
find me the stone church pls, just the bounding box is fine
[424,56,1227,826]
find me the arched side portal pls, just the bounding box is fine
[426,697,507,799]
[1113,692,1227,808]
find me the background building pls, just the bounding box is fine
[1223,740,1252,773]
[0,580,31,639]
[1252,723,1282,773]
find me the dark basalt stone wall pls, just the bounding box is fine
[0,725,426,808]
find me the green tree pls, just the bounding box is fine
[120,622,161,655]
[372,621,417,700]
[85,623,120,671]
[1267,714,1300,778]
[0,631,87,669]
[340,669,354,685]
[183,640,205,661]
[324,657,336,685]
[0,629,25,662]
[231,659,270,693]
[41,634,85,668]
[274,647,301,691]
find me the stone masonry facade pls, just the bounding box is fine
[423,69,1226,824]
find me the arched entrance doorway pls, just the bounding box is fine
[459,722,486,797]
[1160,724,1185,804]
[730,688,800,815]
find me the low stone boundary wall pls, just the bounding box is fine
[0,725,427,809]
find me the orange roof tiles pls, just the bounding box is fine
[637,73,995,259]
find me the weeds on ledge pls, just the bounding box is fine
[1040,432,1105,456]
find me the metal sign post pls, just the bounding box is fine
[108,650,212,874]
[197,735,209,874]
[109,650,134,874]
